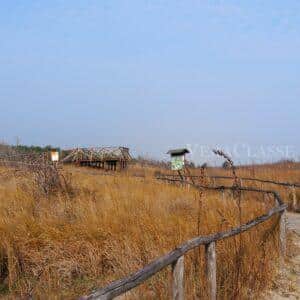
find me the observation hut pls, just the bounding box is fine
[62,147,131,171]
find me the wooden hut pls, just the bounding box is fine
[62,147,131,171]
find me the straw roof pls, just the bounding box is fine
[62,147,131,163]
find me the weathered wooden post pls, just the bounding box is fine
[205,242,217,300]
[279,210,286,259]
[274,194,286,261]
[263,192,267,202]
[187,183,190,192]
[212,177,216,187]
[240,179,243,201]
[291,186,297,211]
[172,256,184,300]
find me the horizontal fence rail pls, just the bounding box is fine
[211,175,300,188]
[157,173,299,211]
[80,183,287,300]
[157,173,300,188]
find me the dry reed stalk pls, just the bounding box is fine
[212,149,244,297]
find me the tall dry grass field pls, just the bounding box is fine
[0,163,293,299]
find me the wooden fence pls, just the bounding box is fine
[80,182,287,300]
[157,174,299,211]
[156,173,300,188]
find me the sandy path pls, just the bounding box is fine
[287,213,300,236]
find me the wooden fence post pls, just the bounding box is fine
[205,242,217,300]
[274,193,286,262]
[240,179,243,200]
[291,186,297,211]
[279,210,286,260]
[172,256,184,300]
[263,192,267,202]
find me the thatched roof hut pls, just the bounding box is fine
[62,147,131,170]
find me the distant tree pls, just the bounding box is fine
[11,144,60,154]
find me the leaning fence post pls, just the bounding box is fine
[205,242,217,300]
[172,256,184,300]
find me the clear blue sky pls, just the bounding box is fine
[1,1,299,164]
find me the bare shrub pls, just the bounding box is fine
[2,151,74,198]
[30,162,74,198]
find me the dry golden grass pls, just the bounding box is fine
[0,163,294,299]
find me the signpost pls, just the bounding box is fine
[167,148,190,171]
[171,155,185,171]
[50,150,59,163]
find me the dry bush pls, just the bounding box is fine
[4,154,75,199]
[0,164,284,299]
[29,162,74,198]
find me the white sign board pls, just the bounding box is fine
[51,151,59,162]
[171,155,185,170]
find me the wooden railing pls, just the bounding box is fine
[157,174,299,210]
[156,173,300,188]
[80,183,287,300]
